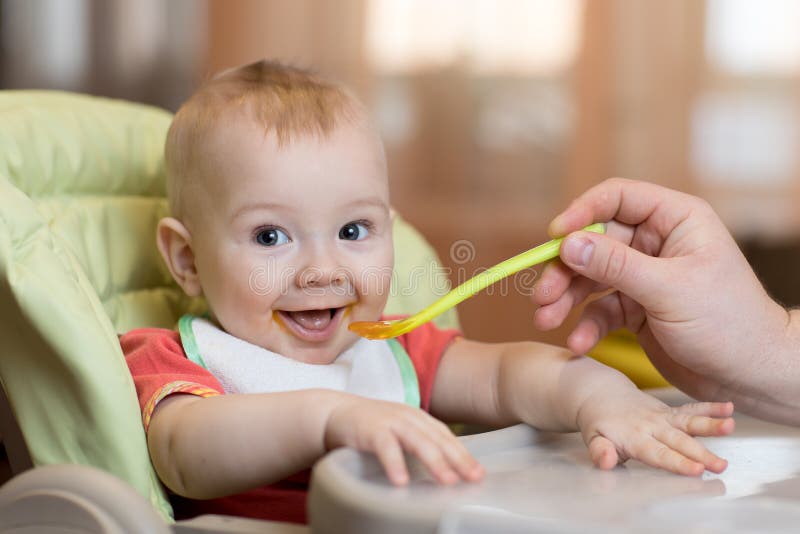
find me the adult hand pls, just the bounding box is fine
[532,178,796,423]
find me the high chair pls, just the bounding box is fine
[0,90,672,533]
[0,90,458,532]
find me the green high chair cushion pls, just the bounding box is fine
[0,90,458,521]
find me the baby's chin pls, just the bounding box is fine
[286,345,347,365]
[275,334,361,365]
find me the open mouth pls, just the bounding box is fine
[276,306,348,342]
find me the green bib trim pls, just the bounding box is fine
[386,338,421,409]
[178,314,206,369]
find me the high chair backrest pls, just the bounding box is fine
[0,91,458,521]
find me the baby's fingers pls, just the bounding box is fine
[405,414,484,483]
[398,427,466,485]
[633,440,707,477]
[588,435,619,470]
[670,403,736,437]
[673,401,735,419]
[436,434,484,482]
[374,433,410,486]
[655,427,728,474]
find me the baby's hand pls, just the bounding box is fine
[577,391,735,476]
[323,396,485,486]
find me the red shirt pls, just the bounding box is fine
[121,319,460,524]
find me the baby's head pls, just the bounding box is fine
[158,60,393,364]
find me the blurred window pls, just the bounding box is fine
[365,0,582,76]
[365,0,583,154]
[364,0,584,209]
[692,92,797,186]
[691,0,800,237]
[693,0,800,188]
[705,0,800,76]
[1,0,89,89]
[0,0,206,110]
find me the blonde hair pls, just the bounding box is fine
[165,60,365,218]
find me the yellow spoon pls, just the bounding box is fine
[349,223,606,339]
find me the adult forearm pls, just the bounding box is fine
[709,308,800,426]
[148,389,338,499]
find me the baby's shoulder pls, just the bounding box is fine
[384,316,462,358]
[119,327,184,360]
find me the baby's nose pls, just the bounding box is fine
[297,265,348,288]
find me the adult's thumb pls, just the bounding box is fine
[559,231,660,307]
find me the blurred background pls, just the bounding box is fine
[2,0,799,346]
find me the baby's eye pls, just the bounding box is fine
[339,222,370,241]
[255,227,290,247]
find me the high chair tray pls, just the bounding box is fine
[308,388,800,534]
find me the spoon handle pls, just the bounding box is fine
[410,223,606,327]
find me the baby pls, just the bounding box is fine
[121,60,735,524]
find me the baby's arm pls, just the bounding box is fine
[147,389,483,498]
[148,390,334,498]
[431,340,734,475]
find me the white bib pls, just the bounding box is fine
[178,315,420,407]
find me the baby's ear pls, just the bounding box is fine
[156,217,203,297]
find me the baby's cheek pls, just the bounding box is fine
[242,260,286,300]
[357,265,392,300]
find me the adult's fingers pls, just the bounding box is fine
[558,231,667,311]
[549,178,697,239]
[566,291,647,355]
[532,259,577,306]
[534,275,608,332]
[533,220,633,307]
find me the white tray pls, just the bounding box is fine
[309,388,800,533]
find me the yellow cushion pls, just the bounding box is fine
[589,329,670,389]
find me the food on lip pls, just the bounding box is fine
[272,305,355,342]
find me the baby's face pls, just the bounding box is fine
[187,118,393,364]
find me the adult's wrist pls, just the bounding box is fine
[723,302,800,425]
